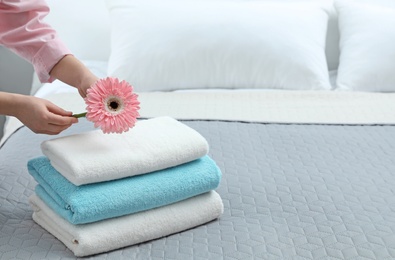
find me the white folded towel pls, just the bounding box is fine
[41,116,209,185]
[29,191,223,257]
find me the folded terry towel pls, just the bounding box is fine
[41,116,209,186]
[29,191,223,257]
[28,155,221,224]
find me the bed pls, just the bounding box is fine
[1,0,395,259]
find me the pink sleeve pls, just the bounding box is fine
[0,0,72,83]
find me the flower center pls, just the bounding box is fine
[105,96,124,114]
[109,101,119,110]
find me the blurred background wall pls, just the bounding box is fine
[0,46,34,139]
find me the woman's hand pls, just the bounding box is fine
[0,55,98,135]
[2,93,78,135]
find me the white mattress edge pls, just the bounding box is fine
[3,90,395,147]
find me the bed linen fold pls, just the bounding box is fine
[29,191,224,257]
[40,116,209,186]
[28,155,221,224]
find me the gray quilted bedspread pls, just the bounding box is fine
[2,119,395,259]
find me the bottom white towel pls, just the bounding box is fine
[29,191,223,257]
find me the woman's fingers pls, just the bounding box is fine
[16,96,79,135]
[47,112,78,126]
[45,122,74,135]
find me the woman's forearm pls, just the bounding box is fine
[0,91,25,117]
[49,55,98,97]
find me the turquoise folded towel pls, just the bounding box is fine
[27,155,221,224]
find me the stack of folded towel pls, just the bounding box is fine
[27,116,223,257]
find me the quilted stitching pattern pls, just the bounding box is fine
[1,120,395,259]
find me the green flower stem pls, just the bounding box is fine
[72,112,87,118]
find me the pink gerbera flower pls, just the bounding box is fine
[83,77,140,134]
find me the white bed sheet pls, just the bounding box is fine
[3,60,395,147]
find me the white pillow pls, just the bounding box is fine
[335,0,395,92]
[45,0,111,61]
[106,0,331,92]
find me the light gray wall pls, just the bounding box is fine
[0,46,34,140]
